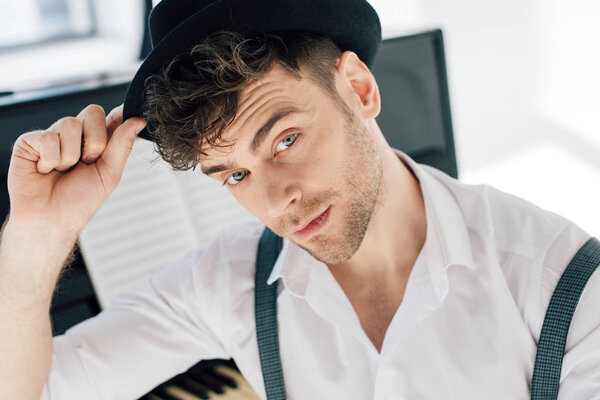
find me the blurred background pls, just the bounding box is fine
[0,0,598,235]
[374,0,599,236]
[1,3,596,397]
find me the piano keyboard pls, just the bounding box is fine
[139,360,260,400]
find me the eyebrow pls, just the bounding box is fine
[201,106,301,176]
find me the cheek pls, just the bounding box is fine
[309,141,345,181]
[230,189,263,218]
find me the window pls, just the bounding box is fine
[0,0,144,93]
[0,0,96,49]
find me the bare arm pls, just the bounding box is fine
[0,220,77,400]
[0,105,145,400]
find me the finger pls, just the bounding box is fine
[37,131,61,174]
[77,104,107,164]
[54,117,82,172]
[96,117,146,189]
[47,116,83,171]
[10,131,44,175]
[105,104,124,138]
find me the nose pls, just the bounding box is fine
[258,169,302,219]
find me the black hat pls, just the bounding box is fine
[123,0,382,141]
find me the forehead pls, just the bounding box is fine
[234,65,312,129]
[200,64,317,157]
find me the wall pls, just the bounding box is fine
[369,0,599,235]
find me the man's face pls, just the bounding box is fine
[201,62,382,265]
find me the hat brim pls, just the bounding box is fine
[123,0,381,141]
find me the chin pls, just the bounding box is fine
[300,231,364,265]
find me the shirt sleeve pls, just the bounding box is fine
[40,243,232,400]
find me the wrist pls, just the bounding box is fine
[1,217,79,274]
[1,216,79,245]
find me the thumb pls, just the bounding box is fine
[97,117,146,185]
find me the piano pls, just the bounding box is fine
[138,360,260,400]
[0,30,457,399]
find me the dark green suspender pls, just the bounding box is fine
[255,227,287,400]
[254,226,600,400]
[530,236,600,399]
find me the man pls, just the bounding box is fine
[0,0,597,399]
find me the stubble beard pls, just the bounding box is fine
[298,102,383,265]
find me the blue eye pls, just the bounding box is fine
[224,170,247,186]
[275,133,298,152]
[223,133,299,187]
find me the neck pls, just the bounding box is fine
[327,120,427,283]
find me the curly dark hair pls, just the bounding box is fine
[141,29,344,171]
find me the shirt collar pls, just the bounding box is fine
[393,149,475,271]
[266,232,316,297]
[266,238,288,286]
[267,148,475,299]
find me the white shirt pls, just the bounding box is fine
[42,149,596,400]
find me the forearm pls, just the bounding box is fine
[0,218,77,400]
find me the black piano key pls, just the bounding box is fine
[139,394,164,400]
[204,368,238,389]
[153,385,183,400]
[187,370,227,394]
[172,376,210,400]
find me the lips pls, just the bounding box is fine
[293,207,326,232]
[291,206,331,240]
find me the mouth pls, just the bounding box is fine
[292,206,331,240]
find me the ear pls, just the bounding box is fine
[335,51,381,120]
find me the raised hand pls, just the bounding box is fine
[6,104,146,234]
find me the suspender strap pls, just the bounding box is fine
[530,236,600,400]
[255,227,287,400]
[254,227,600,400]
